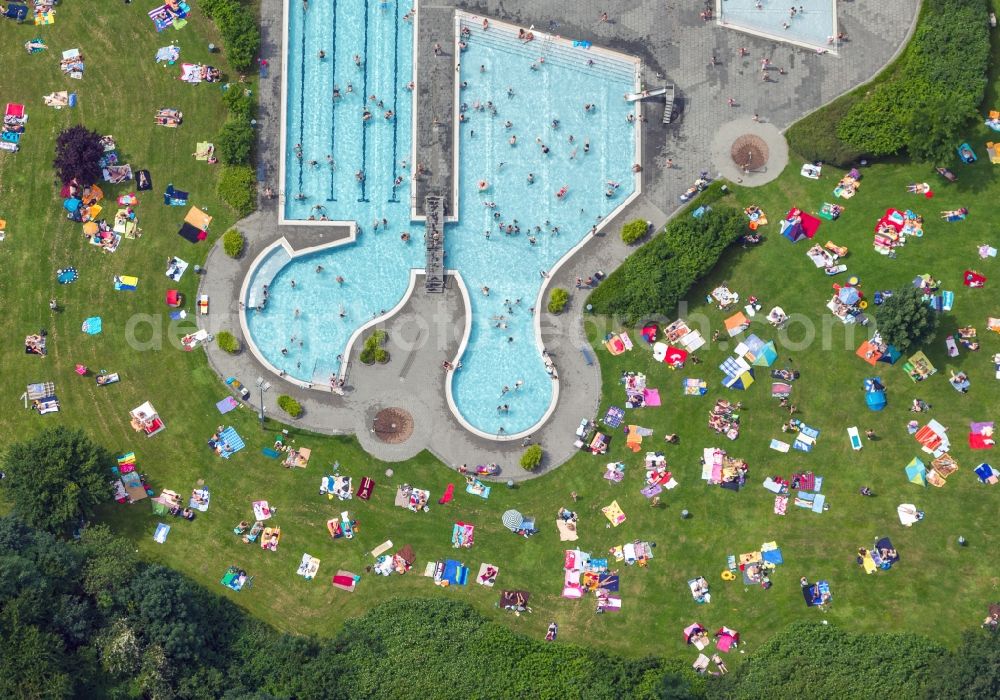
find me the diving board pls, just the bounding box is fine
[626,87,668,102]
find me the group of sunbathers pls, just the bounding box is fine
[154,108,183,127]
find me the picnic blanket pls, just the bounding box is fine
[216,396,239,414]
[556,519,579,541]
[252,500,273,521]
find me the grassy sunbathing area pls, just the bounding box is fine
[2,1,999,667]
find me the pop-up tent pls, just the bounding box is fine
[863,377,887,411]
[905,457,927,486]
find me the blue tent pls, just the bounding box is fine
[877,345,901,365]
[863,377,887,411]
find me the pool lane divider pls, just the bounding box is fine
[388,0,400,203]
[358,0,370,203]
[327,0,338,202]
[296,5,307,196]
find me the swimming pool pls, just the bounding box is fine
[247,5,638,436]
[717,0,838,52]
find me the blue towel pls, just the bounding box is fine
[761,548,783,565]
[799,424,820,439]
[812,493,826,513]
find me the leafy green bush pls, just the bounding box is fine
[277,395,303,418]
[621,219,649,244]
[519,444,543,471]
[200,0,260,72]
[223,86,254,122]
[217,166,257,217]
[547,287,569,314]
[222,228,245,258]
[588,209,745,323]
[359,330,389,364]
[216,331,240,354]
[217,120,255,165]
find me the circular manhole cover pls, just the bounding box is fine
[372,407,414,444]
[730,134,770,172]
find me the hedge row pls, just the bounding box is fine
[201,0,260,72]
[587,209,744,323]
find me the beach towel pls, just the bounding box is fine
[473,563,498,587]
[296,553,321,580]
[371,540,393,558]
[252,500,272,520]
[153,523,170,543]
[113,275,138,291]
[769,439,790,452]
[332,570,358,592]
[357,477,374,500]
[556,519,578,541]
[438,483,454,505]
[602,500,626,527]
[642,388,661,406]
[774,494,788,515]
[155,45,180,63]
[82,316,103,335]
[603,406,624,427]
[216,396,238,414]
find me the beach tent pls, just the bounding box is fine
[750,341,777,367]
[878,345,901,364]
[905,457,927,486]
[722,370,754,391]
[863,377,887,411]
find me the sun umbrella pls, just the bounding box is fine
[83,221,98,235]
[838,287,860,305]
[501,509,523,531]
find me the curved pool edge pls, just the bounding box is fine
[238,228,360,392]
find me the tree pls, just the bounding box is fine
[905,92,977,164]
[53,125,105,187]
[873,287,939,352]
[923,628,1000,698]
[0,621,74,699]
[1,427,112,537]
[708,621,941,699]
[80,525,140,609]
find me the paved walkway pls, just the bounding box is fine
[199,0,919,479]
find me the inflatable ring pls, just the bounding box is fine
[477,180,489,192]
[721,570,736,581]
[859,300,868,309]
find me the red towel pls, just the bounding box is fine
[357,476,374,500]
[438,483,454,504]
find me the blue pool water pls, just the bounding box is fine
[248,6,637,435]
[719,0,836,50]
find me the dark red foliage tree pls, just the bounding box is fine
[53,125,105,187]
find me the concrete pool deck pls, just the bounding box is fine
[198,0,919,478]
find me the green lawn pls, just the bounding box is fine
[2,2,1000,664]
